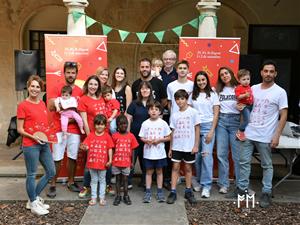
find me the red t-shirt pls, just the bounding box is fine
[17,100,54,147]
[83,132,114,170]
[112,132,139,168]
[48,83,83,134]
[78,95,107,132]
[105,99,120,118]
[235,85,253,105]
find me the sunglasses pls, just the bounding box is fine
[64,61,77,67]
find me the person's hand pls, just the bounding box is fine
[168,150,172,158]
[270,134,280,148]
[245,92,250,98]
[191,146,198,154]
[34,135,46,145]
[106,161,112,167]
[80,143,88,151]
[236,103,245,111]
[108,118,113,123]
[205,131,213,144]
[152,138,161,145]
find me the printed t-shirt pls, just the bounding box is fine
[218,86,240,114]
[105,99,120,118]
[235,85,253,105]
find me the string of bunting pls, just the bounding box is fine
[71,11,217,43]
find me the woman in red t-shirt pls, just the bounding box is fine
[17,75,56,216]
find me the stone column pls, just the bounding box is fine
[63,0,89,35]
[196,0,221,37]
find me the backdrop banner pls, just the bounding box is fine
[179,37,241,86]
[45,34,107,178]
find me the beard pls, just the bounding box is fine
[65,77,76,85]
[140,70,151,79]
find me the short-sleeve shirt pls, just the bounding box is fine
[126,100,149,136]
[115,85,127,113]
[245,83,288,143]
[78,95,106,132]
[17,100,51,147]
[131,77,167,103]
[160,67,178,89]
[139,118,171,160]
[170,106,201,152]
[54,96,78,110]
[235,85,253,105]
[48,83,83,134]
[83,132,114,170]
[190,91,220,123]
[112,132,139,167]
[218,86,240,114]
[105,99,120,118]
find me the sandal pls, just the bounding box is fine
[89,198,97,206]
[99,198,106,206]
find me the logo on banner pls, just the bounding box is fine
[229,43,240,55]
[96,41,107,52]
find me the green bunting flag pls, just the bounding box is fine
[118,30,130,42]
[188,18,199,29]
[72,11,83,23]
[85,16,97,28]
[102,24,112,35]
[136,32,147,43]
[172,25,183,37]
[154,31,165,42]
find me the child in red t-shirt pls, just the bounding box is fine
[102,85,120,134]
[111,114,139,206]
[235,69,254,141]
[81,114,114,206]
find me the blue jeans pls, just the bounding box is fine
[23,144,56,202]
[238,139,273,193]
[239,105,252,131]
[216,113,240,188]
[195,122,215,190]
[89,169,106,199]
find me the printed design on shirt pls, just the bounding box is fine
[113,138,133,164]
[250,98,269,126]
[93,102,106,114]
[219,94,236,101]
[143,127,163,150]
[116,96,125,112]
[88,139,108,164]
[173,116,192,140]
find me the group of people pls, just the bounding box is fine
[17,49,288,216]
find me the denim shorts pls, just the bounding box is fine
[144,158,167,169]
[111,166,130,176]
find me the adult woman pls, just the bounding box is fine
[215,67,240,194]
[127,81,154,187]
[191,71,220,198]
[78,75,107,198]
[17,75,56,216]
[111,66,132,113]
[96,67,109,86]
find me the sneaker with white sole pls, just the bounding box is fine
[30,200,49,216]
[201,188,210,198]
[26,196,50,210]
[219,186,228,194]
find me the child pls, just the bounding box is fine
[102,85,120,134]
[167,89,201,205]
[81,114,113,206]
[151,58,163,80]
[111,114,139,206]
[235,69,253,141]
[54,85,85,139]
[139,101,171,203]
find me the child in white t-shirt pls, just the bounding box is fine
[151,58,163,80]
[54,85,85,139]
[139,101,171,203]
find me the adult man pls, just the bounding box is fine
[132,58,167,106]
[160,50,178,89]
[167,60,194,115]
[47,61,83,198]
[237,60,288,208]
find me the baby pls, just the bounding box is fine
[151,58,163,80]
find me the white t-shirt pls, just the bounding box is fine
[139,118,171,160]
[55,96,78,110]
[245,83,288,143]
[167,80,194,115]
[170,106,201,152]
[191,91,220,123]
[218,86,240,114]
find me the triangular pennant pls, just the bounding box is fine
[172,26,183,37]
[198,14,207,25]
[188,18,199,29]
[102,24,112,35]
[118,30,130,42]
[154,31,165,42]
[136,32,147,43]
[85,16,97,28]
[72,11,83,24]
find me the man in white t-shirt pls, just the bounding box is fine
[167,60,193,115]
[237,60,288,208]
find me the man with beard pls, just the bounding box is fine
[237,60,288,208]
[131,58,167,106]
[47,62,83,198]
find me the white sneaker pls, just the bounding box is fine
[30,200,49,216]
[191,179,201,192]
[201,188,210,198]
[26,196,50,210]
[219,186,228,194]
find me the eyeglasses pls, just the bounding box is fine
[163,58,176,61]
[64,61,77,67]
